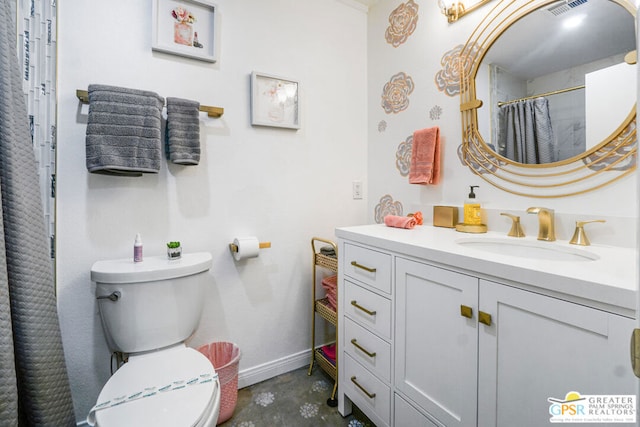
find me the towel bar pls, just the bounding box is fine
[75,89,224,118]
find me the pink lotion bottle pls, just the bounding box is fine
[134,233,143,263]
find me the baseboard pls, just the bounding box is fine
[237,349,310,389]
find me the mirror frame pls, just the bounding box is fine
[459,0,637,198]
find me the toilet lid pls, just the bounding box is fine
[93,347,218,427]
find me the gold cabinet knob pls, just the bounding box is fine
[460,305,473,319]
[479,311,492,326]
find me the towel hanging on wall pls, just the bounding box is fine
[165,97,201,165]
[409,126,441,185]
[85,84,164,176]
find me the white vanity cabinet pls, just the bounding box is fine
[394,258,478,427]
[395,257,636,427]
[477,278,635,426]
[336,226,637,427]
[339,242,393,427]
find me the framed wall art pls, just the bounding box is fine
[251,72,300,129]
[152,0,217,63]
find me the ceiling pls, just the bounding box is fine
[350,0,379,6]
[483,0,635,80]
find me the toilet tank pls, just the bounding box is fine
[91,252,212,354]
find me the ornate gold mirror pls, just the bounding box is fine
[459,0,637,197]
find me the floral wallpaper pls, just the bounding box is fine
[435,43,481,97]
[456,134,499,176]
[374,1,469,220]
[374,194,403,223]
[435,44,465,97]
[395,135,413,177]
[583,120,637,172]
[381,71,415,114]
[430,105,443,120]
[385,0,419,47]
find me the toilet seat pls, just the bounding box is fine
[92,346,220,427]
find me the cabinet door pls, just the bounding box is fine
[395,258,479,427]
[478,280,637,427]
[395,393,442,427]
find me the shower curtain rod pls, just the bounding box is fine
[497,84,585,107]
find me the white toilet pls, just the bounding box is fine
[88,252,220,427]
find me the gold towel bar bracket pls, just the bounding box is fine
[75,89,224,118]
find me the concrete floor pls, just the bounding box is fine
[219,366,375,427]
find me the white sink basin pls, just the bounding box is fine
[455,237,599,262]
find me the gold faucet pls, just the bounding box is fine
[526,207,556,241]
[569,220,606,246]
[500,213,525,237]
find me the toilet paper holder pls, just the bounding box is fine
[228,241,271,253]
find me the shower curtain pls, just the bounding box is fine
[498,97,557,164]
[0,0,75,425]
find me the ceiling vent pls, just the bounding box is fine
[546,0,588,16]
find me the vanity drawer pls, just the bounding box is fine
[344,354,391,426]
[344,280,391,340]
[343,243,391,294]
[344,318,391,382]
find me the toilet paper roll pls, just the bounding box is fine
[233,237,260,261]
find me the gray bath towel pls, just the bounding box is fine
[166,97,201,165]
[86,84,165,176]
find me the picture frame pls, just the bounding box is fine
[151,0,217,63]
[251,72,300,129]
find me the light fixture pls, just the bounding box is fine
[562,13,586,29]
[438,0,494,23]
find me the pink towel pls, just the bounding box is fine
[322,274,337,310]
[321,274,337,290]
[409,126,441,185]
[322,344,336,362]
[326,294,337,310]
[384,215,417,229]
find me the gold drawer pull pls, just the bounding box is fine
[351,339,377,358]
[631,329,640,378]
[460,305,473,319]
[350,300,377,316]
[479,311,492,326]
[350,261,377,273]
[350,376,376,399]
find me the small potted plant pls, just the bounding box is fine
[167,241,182,260]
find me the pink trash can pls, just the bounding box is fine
[197,342,242,425]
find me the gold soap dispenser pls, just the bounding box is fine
[456,185,487,233]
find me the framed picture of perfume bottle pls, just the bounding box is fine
[251,72,300,130]
[151,0,217,63]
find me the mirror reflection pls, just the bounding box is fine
[476,0,636,165]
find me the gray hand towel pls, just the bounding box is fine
[85,84,164,176]
[166,97,201,165]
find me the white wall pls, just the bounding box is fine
[56,0,638,422]
[56,0,368,421]
[586,61,637,149]
[366,0,637,245]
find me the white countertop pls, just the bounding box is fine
[336,224,638,317]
